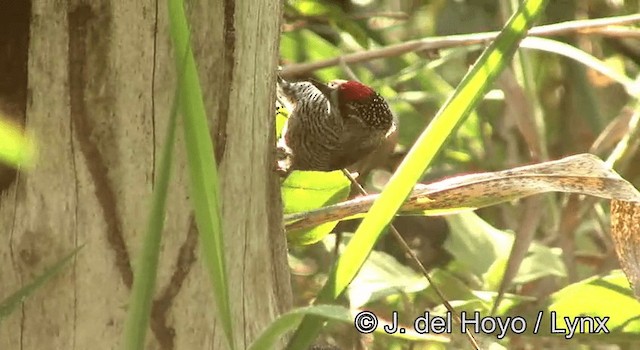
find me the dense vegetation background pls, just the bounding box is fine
[1,0,640,349]
[279,0,640,349]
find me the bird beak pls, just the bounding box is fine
[309,79,333,98]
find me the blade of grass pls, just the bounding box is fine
[167,0,234,348]
[520,37,638,95]
[122,69,181,349]
[286,0,549,348]
[0,246,83,321]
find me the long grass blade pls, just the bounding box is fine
[122,71,181,349]
[0,246,83,321]
[166,0,234,348]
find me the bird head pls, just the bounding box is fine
[310,79,394,131]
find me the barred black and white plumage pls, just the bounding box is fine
[276,77,396,174]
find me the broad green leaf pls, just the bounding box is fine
[542,270,640,338]
[444,212,566,290]
[283,170,350,245]
[445,212,513,277]
[345,245,429,308]
[167,0,233,347]
[0,246,82,321]
[286,1,549,348]
[509,244,565,285]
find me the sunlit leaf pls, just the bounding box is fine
[0,116,35,168]
[283,170,350,245]
[544,270,640,338]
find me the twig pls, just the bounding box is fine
[340,169,480,349]
[280,14,640,77]
[285,11,409,23]
[580,26,640,38]
[351,12,410,20]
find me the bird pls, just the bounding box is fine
[276,76,396,174]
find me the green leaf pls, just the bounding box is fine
[286,1,549,348]
[510,244,566,285]
[291,0,338,17]
[283,170,350,245]
[423,267,477,303]
[345,244,429,308]
[445,212,513,277]
[444,212,566,290]
[280,30,342,80]
[543,270,640,338]
[0,246,82,321]
[0,116,35,168]
[167,0,233,348]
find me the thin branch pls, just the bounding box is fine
[351,12,410,20]
[280,14,640,77]
[285,11,410,22]
[340,170,479,349]
[579,26,640,38]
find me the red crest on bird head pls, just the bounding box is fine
[336,80,376,101]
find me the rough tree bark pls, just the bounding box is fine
[0,0,290,349]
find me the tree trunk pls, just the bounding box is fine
[0,0,290,349]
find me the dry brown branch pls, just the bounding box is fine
[280,14,640,77]
[285,154,640,231]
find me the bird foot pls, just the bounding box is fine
[275,143,293,177]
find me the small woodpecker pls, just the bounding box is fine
[276,77,396,174]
